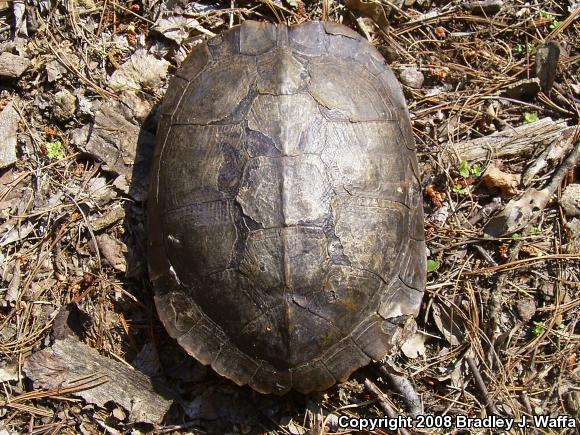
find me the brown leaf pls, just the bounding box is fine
[345,0,389,32]
[482,164,521,196]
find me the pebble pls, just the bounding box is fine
[399,68,424,89]
[560,184,580,218]
[0,52,31,79]
[53,89,77,122]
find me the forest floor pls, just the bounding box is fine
[0,0,579,434]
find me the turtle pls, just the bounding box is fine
[148,20,426,395]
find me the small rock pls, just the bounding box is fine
[53,89,77,122]
[560,184,580,218]
[0,101,18,169]
[516,298,536,322]
[0,52,31,78]
[399,68,424,89]
[505,78,541,100]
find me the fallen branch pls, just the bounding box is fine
[23,337,173,425]
[443,117,571,165]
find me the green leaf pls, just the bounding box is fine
[427,259,440,273]
[532,322,545,336]
[549,19,561,30]
[523,112,539,123]
[530,226,540,235]
[458,160,470,178]
[47,141,65,160]
[452,186,466,195]
[471,163,482,177]
[511,233,522,240]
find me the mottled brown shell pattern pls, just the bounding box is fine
[148,20,426,395]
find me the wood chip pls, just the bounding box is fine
[23,337,173,425]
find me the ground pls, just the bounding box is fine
[0,0,579,434]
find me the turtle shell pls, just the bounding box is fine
[148,20,426,395]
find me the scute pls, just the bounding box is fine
[149,20,426,395]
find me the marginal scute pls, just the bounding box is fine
[399,239,427,292]
[173,57,256,124]
[240,20,277,55]
[322,21,362,39]
[150,20,426,395]
[212,344,259,386]
[175,43,210,81]
[292,363,336,393]
[352,316,400,360]
[177,316,228,366]
[377,279,424,319]
[289,21,326,55]
[323,339,370,381]
[154,292,203,338]
[249,366,292,395]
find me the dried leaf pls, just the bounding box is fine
[109,49,170,92]
[432,302,466,346]
[345,0,389,31]
[95,234,128,272]
[482,164,521,196]
[400,332,427,359]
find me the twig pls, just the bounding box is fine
[363,379,413,435]
[465,356,501,415]
[378,366,423,417]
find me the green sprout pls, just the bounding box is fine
[46,141,65,160]
[532,322,545,336]
[427,259,440,273]
[515,43,535,54]
[458,160,470,178]
[471,163,482,177]
[540,11,561,30]
[524,112,539,123]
